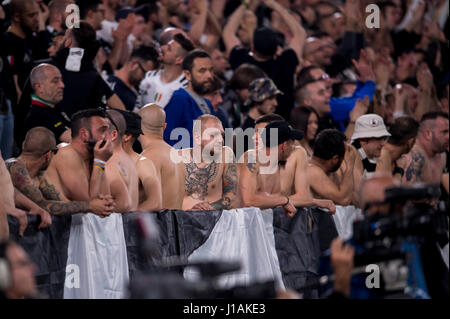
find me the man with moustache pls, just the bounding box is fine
[24,63,70,143]
[163,49,216,148]
[179,114,237,211]
[42,109,114,212]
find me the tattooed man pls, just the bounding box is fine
[402,112,449,187]
[238,120,299,217]
[6,127,115,217]
[180,114,237,211]
[376,116,419,182]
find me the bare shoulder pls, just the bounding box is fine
[292,146,308,162]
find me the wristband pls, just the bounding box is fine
[393,166,404,177]
[283,196,290,206]
[93,164,104,172]
[94,158,106,165]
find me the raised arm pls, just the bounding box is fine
[188,0,208,46]
[263,0,306,63]
[222,2,247,55]
[137,157,163,211]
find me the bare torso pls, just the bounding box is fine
[141,140,185,209]
[0,157,15,210]
[106,149,139,210]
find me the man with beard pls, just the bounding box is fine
[137,32,194,110]
[3,0,51,103]
[163,49,215,148]
[403,112,449,187]
[307,129,356,206]
[106,45,159,111]
[6,127,115,216]
[42,109,114,213]
[237,120,298,217]
[179,114,237,211]
[24,63,70,143]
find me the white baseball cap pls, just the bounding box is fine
[351,114,391,142]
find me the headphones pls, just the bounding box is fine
[0,241,12,292]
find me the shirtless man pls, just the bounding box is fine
[6,127,115,216]
[0,150,52,237]
[137,104,180,210]
[104,110,139,213]
[251,114,336,213]
[376,116,419,181]
[238,120,298,217]
[307,129,356,206]
[43,109,115,216]
[403,112,449,187]
[179,114,237,211]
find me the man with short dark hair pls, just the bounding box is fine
[376,116,419,181]
[43,109,114,209]
[163,49,216,148]
[137,32,194,109]
[24,63,70,143]
[115,109,143,163]
[308,129,356,206]
[106,45,159,111]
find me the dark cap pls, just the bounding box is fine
[115,109,143,135]
[253,27,278,57]
[261,120,303,147]
[245,78,282,105]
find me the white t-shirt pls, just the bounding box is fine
[135,69,188,110]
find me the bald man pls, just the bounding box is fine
[105,110,139,213]
[137,104,179,210]
[24,64,70,143]
[179,114,237,211]
[7,127,114,216]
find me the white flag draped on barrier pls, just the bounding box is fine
[63,213,129,299]
[332,206,364,241]
[183,208,285,290]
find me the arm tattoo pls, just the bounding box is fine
[39,175,62,201]
[7,160,46,204]
[45,200,89,216]
[405,151,426,182]
[7,161,89,215]
[246,162,256,173]
[185,162,218,200]
[211,163,237,210]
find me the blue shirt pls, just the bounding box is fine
[329,81,376,132]
[163,88,215,148]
